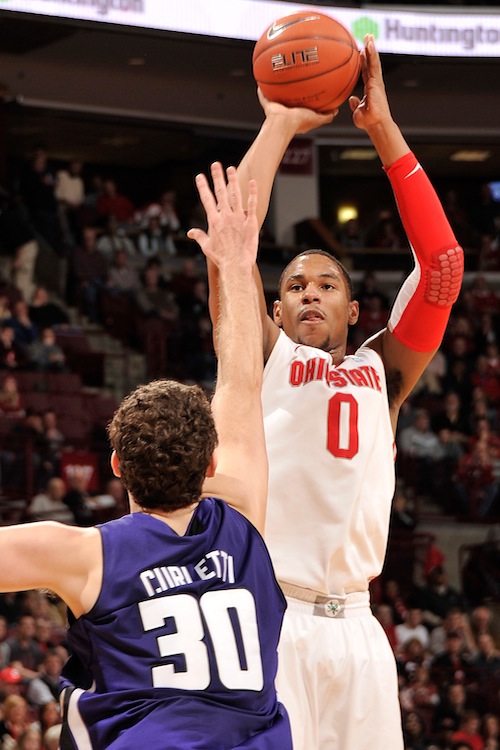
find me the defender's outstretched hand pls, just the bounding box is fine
[188,162,259,270]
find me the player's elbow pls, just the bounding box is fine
[426,244,464,308]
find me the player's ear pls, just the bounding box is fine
[205,451,217,479]
[110,450,121,477]
[348,299,359,326]
[272,299,283,327]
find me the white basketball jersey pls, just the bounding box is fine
[263,330,395,597]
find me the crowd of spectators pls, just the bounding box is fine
[0,149,216,386]
[0,599,69,750]
[349,269,500,522]
[0,148,500,521]
[0,148,499,748]
[332,178,500,274]
[370,553,500,750]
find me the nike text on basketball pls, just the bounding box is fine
[271,48,320,71]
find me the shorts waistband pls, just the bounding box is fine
[279,582,371,619]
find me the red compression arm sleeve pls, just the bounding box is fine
[384,152,464,352]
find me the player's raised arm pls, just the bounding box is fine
[237,91,335,229]
[350,35,464,421]
[188,163,267,533]
[348,34,409,166]
[205,93,336,360]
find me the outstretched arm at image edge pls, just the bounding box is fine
[189,165,267,534]
[0,522,102,617]
[350,36,464,408]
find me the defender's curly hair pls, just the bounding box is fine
[108,379,217,512]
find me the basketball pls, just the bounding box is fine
[252,11,361,113]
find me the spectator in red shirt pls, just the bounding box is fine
[374,603,399,652]
[451,710,486,750]
[470,354,500,405]
[96,179,135,229]
[466,417,500,459]
[467,274,500,317]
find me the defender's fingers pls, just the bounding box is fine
[193,172,218,216]
[186,227,209,251]
[210,161,229,210]
[226,166,242,213]
[186,228,212,259]
[186,227,207,244]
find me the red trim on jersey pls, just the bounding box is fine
[384,152,464,352]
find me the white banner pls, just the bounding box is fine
[0,0,499,57]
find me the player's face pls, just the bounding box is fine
[273,254,358,353]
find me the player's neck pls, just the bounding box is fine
[329,344,347,367]
[132,499,199,536]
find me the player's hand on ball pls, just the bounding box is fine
[257,87,337,135]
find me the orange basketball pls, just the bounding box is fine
[252,11,361,113]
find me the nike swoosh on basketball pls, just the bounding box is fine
[267,15,320,40]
